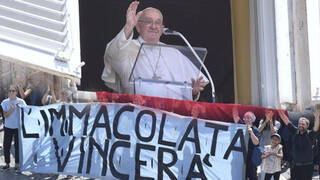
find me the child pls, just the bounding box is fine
[261,133,283,180]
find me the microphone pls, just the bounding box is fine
[162,28,178,35]
[161,27,216,102]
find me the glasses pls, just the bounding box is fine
[9,89,16,92]
[138,20,164,28]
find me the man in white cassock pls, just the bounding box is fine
[102,1,208,100]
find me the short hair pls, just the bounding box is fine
[245,111,256,122]
[9,84,17,91]
[299,117,310,127]
[139,7,164,23]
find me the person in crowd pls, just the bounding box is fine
[233,108,261,180]
[58,89,73,103]
[42,75,73,105]
[1,84,26,170]
[41,78,56,105]
[0,105,3,150]
[42,86,72,105]
[18,71,48,106]
[313,131,320,175]
[261,133,283,180]
[102,1,207,100]
[258,109,281,146]
[258,109,281,179]
[16,76,31,104]
[278,108,320,180]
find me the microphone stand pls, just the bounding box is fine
[163,29,215,102]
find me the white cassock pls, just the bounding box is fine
[102,29,208,100]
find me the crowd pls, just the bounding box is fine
[0,71,74,171]
[1,72,320,180]
[1,73,320,180]
[233,107,320,180]
[16,71,73,106]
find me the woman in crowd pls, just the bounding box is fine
[258,109,281,147]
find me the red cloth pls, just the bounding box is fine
[96,91,287,123]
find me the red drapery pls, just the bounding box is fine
[96,91,287,124]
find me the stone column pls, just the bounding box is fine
[291,0,312,112]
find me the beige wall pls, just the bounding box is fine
[230,0,252,105]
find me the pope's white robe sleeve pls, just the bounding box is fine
[102,29,133,92]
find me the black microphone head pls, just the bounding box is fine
[162,28,177,35]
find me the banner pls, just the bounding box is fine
[19,103,249,179]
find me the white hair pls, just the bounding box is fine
[245,111,256,122]
[139,7,163,22]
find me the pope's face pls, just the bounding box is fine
[136,9,163,44]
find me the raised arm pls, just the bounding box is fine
[17,81,32,100]
[50,87,57,104]
[258,111,273,132]
[313,108,320,132]
[104,1,143,65]
[258,119,265,132]
[277,110,290,126]
[232,107,240,124]
[267,111,277,134]
[248,127,259,145]
[124,1,143,39]
[41,83,51,105]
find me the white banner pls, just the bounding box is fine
[19,103,248,179]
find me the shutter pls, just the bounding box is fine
[0,0,81,80]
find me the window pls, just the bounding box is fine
[0,0,81,80]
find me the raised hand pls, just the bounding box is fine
[314,108,320,120]
[265,110,274,122]
[17,81,23,89]
[232,106,240,124]
[313,107,320,132]
[16,77,25,89]
[124,1,143,39]
[277,110,290,125]
[191,76,206,95]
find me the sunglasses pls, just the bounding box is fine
[9,89,16,92]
